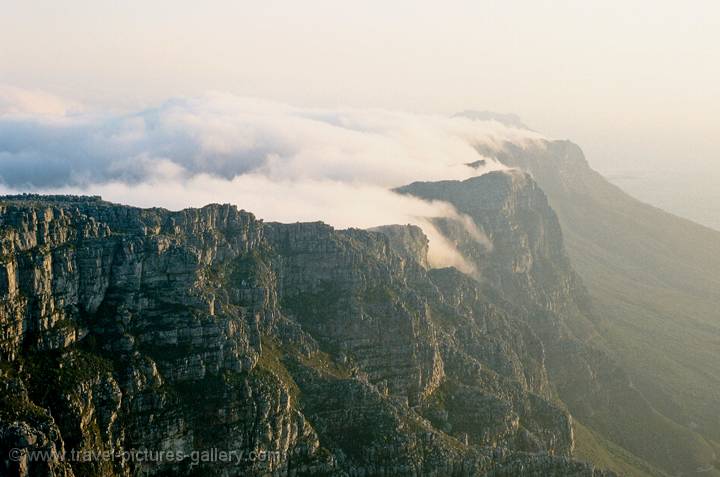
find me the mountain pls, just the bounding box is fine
[0,194,613,476]
[0,131,717,477]
[473,139,720,476]
[397,170,715,477]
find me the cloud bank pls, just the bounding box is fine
[0,89,546,272]
[0,85,83,117]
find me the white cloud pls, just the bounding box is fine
[0,89,547,272]
[0,84,83,117]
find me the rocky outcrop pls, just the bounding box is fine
[398,170,692,476]
[478,139,720,476]
[0,194,614,476]
[397,171,591,318]
[368,224,429,269]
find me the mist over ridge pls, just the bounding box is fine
[3,3,720,476]
[0,89,551,270]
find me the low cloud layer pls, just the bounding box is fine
[0,89,546,271]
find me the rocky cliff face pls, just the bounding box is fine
[397,173,675,473]
[0,193,614,476]
[471,140,720,477]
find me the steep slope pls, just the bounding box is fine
[0,195,612,477]
[398,171,716,476]
[478,140,720,476]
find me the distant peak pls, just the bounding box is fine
[453,110,529,130]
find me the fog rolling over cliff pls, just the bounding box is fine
[1,106,719,477]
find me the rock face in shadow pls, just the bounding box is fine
[473,140,720,477]
[400,171,709,476]
[368,224,429,269]
[0,194,614,476]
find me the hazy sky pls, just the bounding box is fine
[1,1,719,181]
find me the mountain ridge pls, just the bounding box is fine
[1,133,718,476]
[0,190,616,476]
[479,138,720,476]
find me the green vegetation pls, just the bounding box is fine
[361,284,396,304]
[0,367,48,423]
[573,419,666,477]
[280,281,346,323]
[22,348,114,399]
[254,336,300,400]
[228,248,273,289]
[298,350,352,380]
